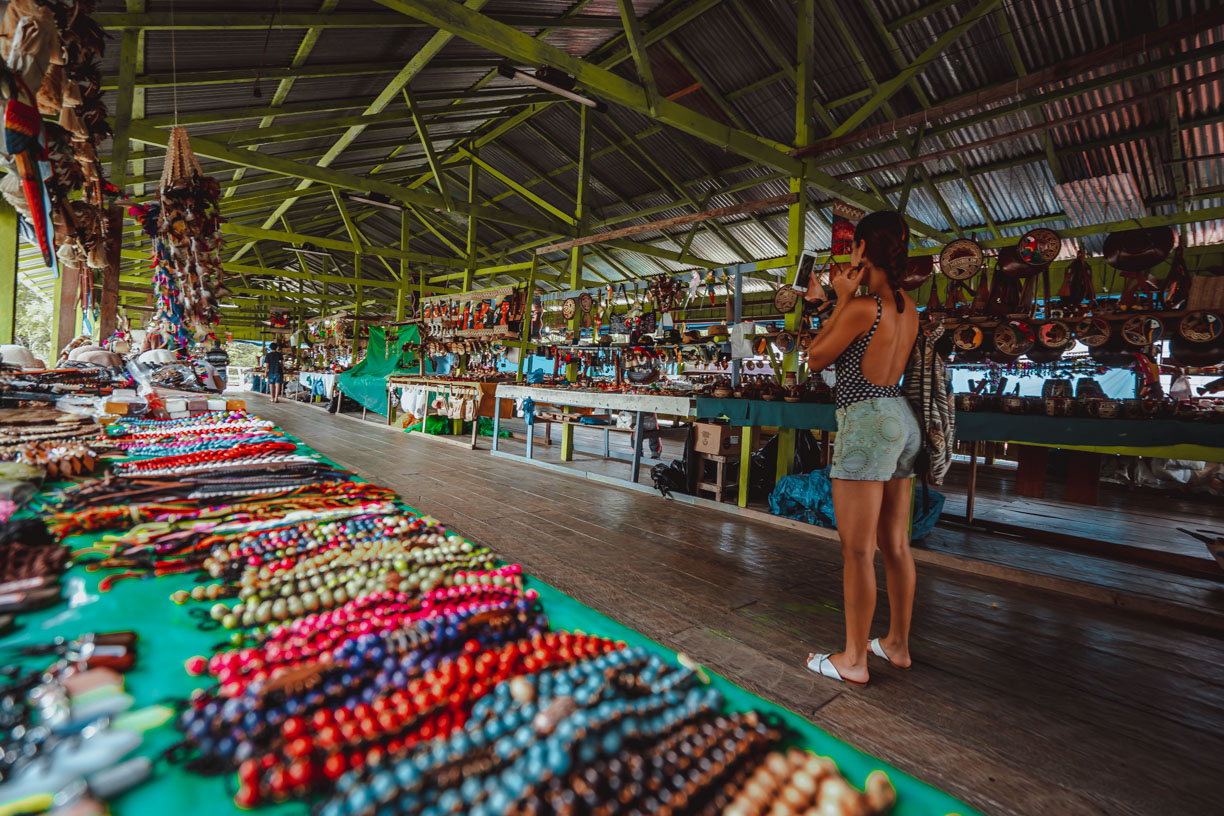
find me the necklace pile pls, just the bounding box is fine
[35,410,897,816]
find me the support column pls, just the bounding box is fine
[98,205,122,340]
[777,0,815,484]
[561,105,590,462]
[0,201,17,344]
[53,264,81,359]
[462,159,479,293]
[351,252,362,359]
[516,254,539,382]
[396,209,410,322]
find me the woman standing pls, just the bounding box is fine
[802,211,921,685]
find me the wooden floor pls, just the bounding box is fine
[256,395,1223,816]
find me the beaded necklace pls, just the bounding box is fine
[319,650,719,816]
[228,630,623,807]
[113,441,298,473]
[122,433,286,457]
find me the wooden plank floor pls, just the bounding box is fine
[256,396,1224,816]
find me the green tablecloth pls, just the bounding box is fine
[5,434,979,816]
[696,397,837,429]
[697,399,1224,460]
[954,411,1224,447]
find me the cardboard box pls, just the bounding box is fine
[694,422,761,455]
[226,399,246,412]
[103,401,129,415]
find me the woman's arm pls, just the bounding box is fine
[805,263,870,371]
[806,297,871,371]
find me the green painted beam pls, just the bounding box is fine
[232,0,493,262]
[108,28,141,188]
[370,0,947,241]
[458,147,575,226]
[124,121,557,235]
[96,12,628,29]
[140,91,552,128]
[222,223,469,268]
[117,249,400,291]
[103,58,502,89]
[404,88,454,211]
[831,0,1001,137]
[225,0,340,200]
[329,187,364,249]
[884,0,965,32]
[616,0,659,112]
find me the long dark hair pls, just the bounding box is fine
[853,210,909,312]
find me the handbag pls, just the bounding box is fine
[609,284,630,334]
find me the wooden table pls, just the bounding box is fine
[385,377,514,449]
[493,384,693,484]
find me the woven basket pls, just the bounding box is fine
[158,126,204,192]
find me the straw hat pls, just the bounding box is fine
[138,348,178,365]
[0,344,40,369]
[68,344,104,361]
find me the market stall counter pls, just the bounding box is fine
[298,370,337,402]
[695,397,1224,516]
[1,408,979,816]
[386,375,515,449]
[493,384,695,483]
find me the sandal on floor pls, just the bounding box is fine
[869,638,910,670]
[805,653,866,685]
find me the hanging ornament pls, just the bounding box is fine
[141,126,228,347]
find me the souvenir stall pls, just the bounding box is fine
[913,227,1224,516]
[486,268,837,499]
[0,397,980,816]
[383,285,527,446]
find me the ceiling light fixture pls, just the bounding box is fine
[496,63,607,113]
[343,191,405,211]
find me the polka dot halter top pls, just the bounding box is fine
[834,294,904,409]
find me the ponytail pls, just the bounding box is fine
[854,210,910,312]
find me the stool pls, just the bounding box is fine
[696,453,729,502]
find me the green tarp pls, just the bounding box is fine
[336,325,419,415]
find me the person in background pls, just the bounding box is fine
[264,342,285,403]
[642,412,662,459]
[801,210,921,685]
[204,339,229,384]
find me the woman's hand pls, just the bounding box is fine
[830,263,865,301]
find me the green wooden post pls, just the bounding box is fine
[0,202,17,344]
[352,259,362,359]
[776,0,815,485]
[516,254,539,382]
[396,209,409,322]
[462,159,479,294]
[561,105,590,462]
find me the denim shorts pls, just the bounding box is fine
[266,372,284,385]
[830,396,921,481]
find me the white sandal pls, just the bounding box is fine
[869,638,910,670]
[805,653,866,685]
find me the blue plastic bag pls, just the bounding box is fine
[768,468,944,540]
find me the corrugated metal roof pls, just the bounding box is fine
[56,0,1224,301]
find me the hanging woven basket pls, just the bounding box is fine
[158,126,203,192]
